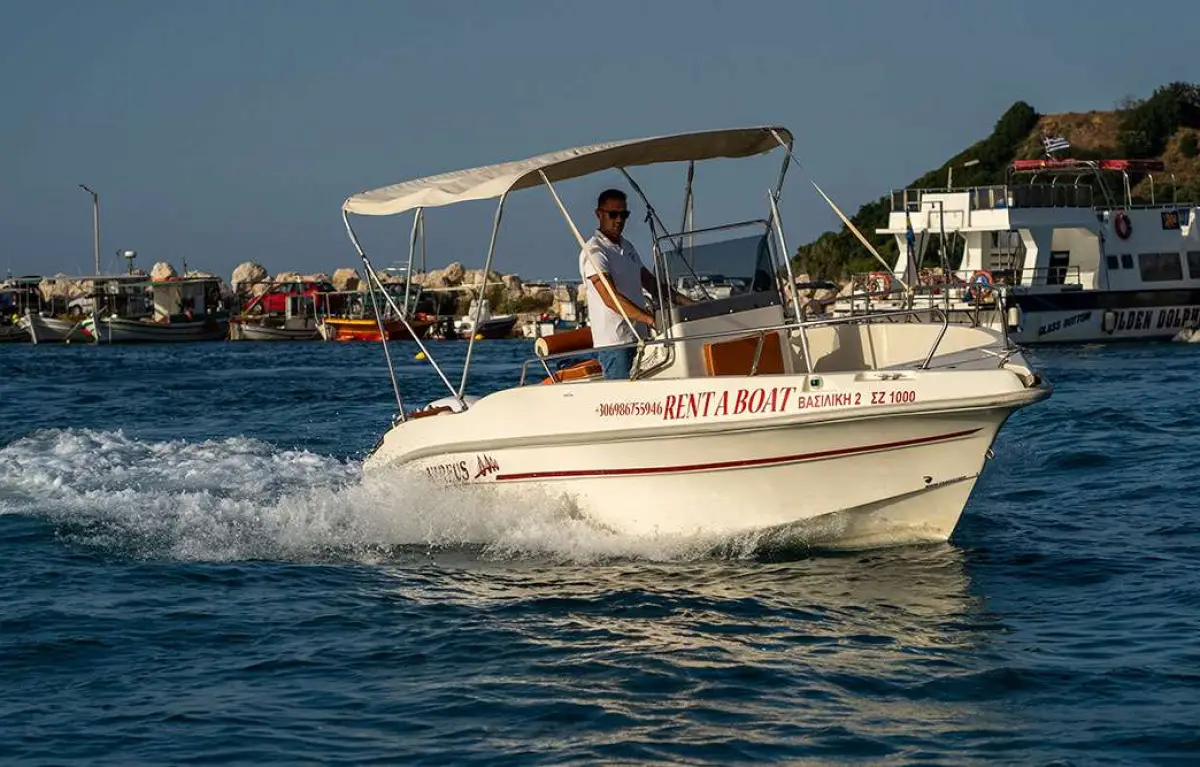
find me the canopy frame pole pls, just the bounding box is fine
[768,128,793,202]
[766,189,811,371]
[681,161,695,268]
[457,192,508,398]
[537,170,643,352]
[363,266,406,418]
[766,129,908,294]
[342,210,464,412]
[618,168,695,324]
[628,165,770,314]
[403,207,423,313]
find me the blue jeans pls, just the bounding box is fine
[597,347,636,380]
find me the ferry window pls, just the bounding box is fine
[1138,252,1183,282]
[1120,254,1133,269]
[1048,251,1071,285]
[1188,251,1200,279]
[1106,255,1120,271]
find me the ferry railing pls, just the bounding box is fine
[1011,265,1084,287]
[891,184,1095,212]
[518,307,959,387]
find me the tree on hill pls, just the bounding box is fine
[1117,82,1200,157]
[792,82,1200,280]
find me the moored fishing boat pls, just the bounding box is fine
[318,315,435,341]
[230,278,332,341]
[83,276,229,343]
[315,282,435,341]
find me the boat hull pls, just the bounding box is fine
[459,315,519,340]
[0,325,30,343]
[18,314,90,344]
[1005,291,1200,344]
[365,371,1047,547]
[83,315,230,343]
[230,320,320,341]
[319,317,434,341]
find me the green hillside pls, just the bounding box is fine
[793,82,1200,279]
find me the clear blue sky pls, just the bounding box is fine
[1,0,1191,281]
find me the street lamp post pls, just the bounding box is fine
[946,159,981,190]
[78,184,100,274]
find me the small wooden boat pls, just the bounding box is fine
[318,316,435,341]
[230,317,321,341]
[84,313,230,343]
[19,313,89,343]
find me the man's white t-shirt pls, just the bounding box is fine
[579,231,649,347]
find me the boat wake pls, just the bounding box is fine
[0,429,831,564]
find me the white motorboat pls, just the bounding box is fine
[342,126,1050,549]
[454,299,518,339]
[836,157,1200,344]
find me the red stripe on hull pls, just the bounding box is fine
[493,428,982,482]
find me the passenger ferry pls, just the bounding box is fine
[845,158,1200,344]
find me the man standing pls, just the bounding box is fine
[579,189,662,380]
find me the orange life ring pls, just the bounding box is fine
[867,271,893,295]
[1114,210,1132,240]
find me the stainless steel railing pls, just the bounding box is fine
[518,307,960,386]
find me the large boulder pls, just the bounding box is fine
[421,268,447,289]
[230,261,268,295]
[38,274,94,303]
[274,270,302,284]
[150,261,177,282]
[793,273,814,299]
[331,267,360,292]
[501,274,524,301]
[442,262,465,286]
[463,268,504,287]
[813,287,840,305]
[302,272,330,285]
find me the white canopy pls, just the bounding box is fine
[343,126,792,217]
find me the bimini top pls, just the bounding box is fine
[343,126,793,217]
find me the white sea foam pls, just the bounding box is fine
[0,429,740,564]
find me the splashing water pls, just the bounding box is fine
[0,429,768,564]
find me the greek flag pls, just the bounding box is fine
[1042,135,1070,155]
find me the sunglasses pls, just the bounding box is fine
[599,209,631,221]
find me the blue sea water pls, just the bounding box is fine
[1,339,1199,765]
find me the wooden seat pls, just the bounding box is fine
[703,332,785,376]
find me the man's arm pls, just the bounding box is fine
[589,274,656,328]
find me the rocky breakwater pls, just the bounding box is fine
[407,262,577,318]
[230,261,341,299]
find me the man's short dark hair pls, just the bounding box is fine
[597,189,627,208]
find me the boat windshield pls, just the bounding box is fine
[658,227,780,307]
